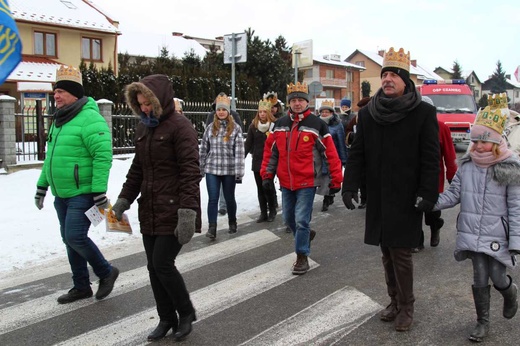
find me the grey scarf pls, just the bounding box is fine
[54,97,88,127]
[368,81,422,126]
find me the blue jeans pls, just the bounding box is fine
[206,174,237,223]
[54,194,112,290]
[282,187,316,256]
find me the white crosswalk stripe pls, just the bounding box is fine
[0,228,382,345]
[0,230,279,334]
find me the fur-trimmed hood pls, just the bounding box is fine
[125,74,174,119]
[459,153,520,185]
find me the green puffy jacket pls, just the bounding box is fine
[37,97,112,198]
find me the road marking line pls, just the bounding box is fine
[0,230,279,334]
[241,286,382,346]
[57,254,318,346]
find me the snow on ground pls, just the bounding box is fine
[0,155,261,274]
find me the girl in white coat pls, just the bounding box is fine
[435,93,520,343]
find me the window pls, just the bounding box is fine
[325,90,333,98]
[474,90,480,98]
[326,70,334,79]
[355,61,365,67]
[82,37,102,61]
[34,31,56,57]
[304,69,313,78]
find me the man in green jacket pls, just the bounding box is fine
[34,65,119,304]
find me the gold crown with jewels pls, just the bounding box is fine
[215,93,230,106]
[56,65,82,84]
[258,99,272,111]
[287,82,308,95]
[320,99,335,109]
[475,93,509,135]
[382,47,411,72]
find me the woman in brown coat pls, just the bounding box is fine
[112,74,201,342]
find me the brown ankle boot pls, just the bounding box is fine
[292,254,309,275]
[380,299,399,321]
[394,303,414,331]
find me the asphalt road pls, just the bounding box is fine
[1,143,519,345]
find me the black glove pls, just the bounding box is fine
[93,193,110,210]
[262,179,274,193]
[34,186,47,210]
[328,185,341,195]
[236,176,242,184]
[415,196,435,213]
[342,190,359,210]
[174,208,197,245]
[112,198,131,221]
[448,179,453,184]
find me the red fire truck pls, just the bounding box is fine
[417,79,478,142]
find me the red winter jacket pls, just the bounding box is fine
[438,121,457,192]
[261,109,343,191]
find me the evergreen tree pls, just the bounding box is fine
[478,93,488,108]
[361,80,371,97]
[489,60,508,93]
[451,60,463,79]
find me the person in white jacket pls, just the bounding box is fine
[435,93,520,343]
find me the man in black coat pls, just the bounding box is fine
[342,47,439,332]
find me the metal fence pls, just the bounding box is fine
[15,99,260,162]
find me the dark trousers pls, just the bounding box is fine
[253,171,277,214]
[381,246,415,307]
[143,235,193,321]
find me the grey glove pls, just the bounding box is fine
[34,186,47,210]
[93,193,110,210]
[112,198,130,221]
[342,190,359,210]
[175,208,197,245]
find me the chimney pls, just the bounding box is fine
[410,59,417,67]
[378,49,385,57]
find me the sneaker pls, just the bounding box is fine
[285,226,292,233]
[292,254,310,275]
[218,208,227,215]
[95,266,119,300]
[57,287,93,304]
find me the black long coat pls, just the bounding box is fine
[244,123,269,172]
[119,75,202,235]
[343,100,439,248]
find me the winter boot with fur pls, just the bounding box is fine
[469,285,490,342]
[494,275,518,319]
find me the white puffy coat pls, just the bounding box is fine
[435,154,520,268]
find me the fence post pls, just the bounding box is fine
[0,95,17,169]
[97,99,113,138]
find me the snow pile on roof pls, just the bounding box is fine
[8,61,61,83]
[9,0,120,33]
[314,55,365,70]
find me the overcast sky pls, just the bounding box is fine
[99,0,519,81]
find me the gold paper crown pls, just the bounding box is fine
[287,82,308,95]
[215,93,230,107]
[263,91,278,105]
[382,47,411,72]
[174,98,183,111]
[56,65,82,85]
[320,99,335,109]
[258,99,272,111]
[474,93,509,135]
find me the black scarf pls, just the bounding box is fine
[54,97,88,127]
[368,81,422,126]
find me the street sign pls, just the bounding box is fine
[223,33,247,64]
[308,81,323,95]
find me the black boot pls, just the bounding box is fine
[430,218,444,247]
[381,253,398,322]
[205,223,217,239]
[174,310,197,341]
[494,275,518,319]
[267,207,277,222]
[469,285,490,342]
[256,212,268,223]
[147,320,177,341]
[321,195,332,212]
[228,221,237,234]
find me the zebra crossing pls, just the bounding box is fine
[0,225,382,346]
